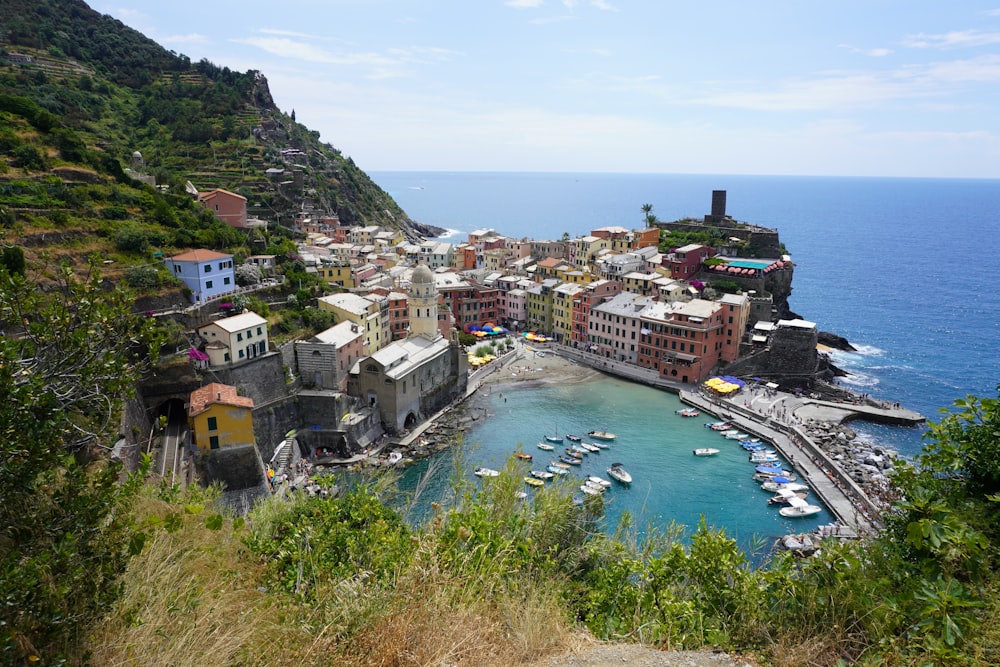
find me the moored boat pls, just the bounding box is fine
[588,430,617,441]
[607,462,632,484]
[558,454,582,466]
[549,460,571,469]
[567,445,588,457]
[675,408,700,417]
[537,442,555,451]
[778,496,822,518]
[578,442,600,453]
[588,440,610,449]
[768,489,810,505]
[693,448,720,457]
[474,467,500,478]
[724,431,750,440]
[749,452,779,463]
[579,483,603,495]
[706,421,731,430]
[760,479,808,493]
[544,434,564,444]
[530,469,555,480]
[587,475,612,488]
[514,451,533,461]
[565,433,582,442]
[546,464,570,475]
[524,476,545,488]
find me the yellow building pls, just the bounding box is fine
[317,292,384,354]
[552,282,584,343]
[316,262,355,289]
[187,383,255,451]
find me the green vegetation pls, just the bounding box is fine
[658,224,728,252]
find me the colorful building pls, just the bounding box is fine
[196,311,269,366]
[187,382,255,451]
[164,249,235,304]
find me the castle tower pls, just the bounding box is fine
[408,263,439,339]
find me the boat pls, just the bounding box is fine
[567,445,589,457]
[739,438,762,445]
[544,434,564,444]
[675,408,700,417]
[749,452,779,463]
[578,442,601,453]
[537,442,555,451]
[558,454,582,466]
[768,489,810,505]
[753,471,797,483]
[588,430,617,441]
[719,429,739,437]
[583,479,607,493]
[706,421,731,430]
[579,483,603,496]
[530,469,555,480]
[760,479,808,493]
[565,433,582,442]
[516,491,528,500]
[607,462,632,484]
[587,475,612,488]
[779,496,822,518]
[524,476,545,488]
[549,460,571,469]
[546,464,569,475]
[514,451,533,461]
[693,448,720,457]
[474,467,500,477]
[588,440,610,449]
[724,431,750,440]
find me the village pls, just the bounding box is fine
[140,187,922,537]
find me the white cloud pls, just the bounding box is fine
[589,0,619,11]
[838,44,893,57]
[160,33,208,45]
[920,54,1000,82]
[506,0,544,8]
[903,30,1000,49]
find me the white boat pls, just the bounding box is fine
[567,445,589,457]
[749,452,779,463]
[607,463,632,484]
[779,497,822,518]
[537,442,555,451]
[578,442,601,453]
[724,431,750,440]
[675,408,700,417]
[530,469,555,480]
[546,464,569,475]
[760,480,809,493]
[587,475,612,488]
[549,460,571,470]
[583,479,607,492]
[580,484,603,495]
[544,434,564,444]
[768,489,810,505]
[706,421,730,430]
[588,440,610,449]
[693,448,720,457]
[588,430,617,441]
[474,467,500,478]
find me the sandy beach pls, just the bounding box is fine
[477,345,602,389]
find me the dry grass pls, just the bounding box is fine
[90,493,579,667]
[87,494,287,667]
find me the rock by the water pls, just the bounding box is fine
[818,331,857,352]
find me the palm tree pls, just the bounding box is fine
[641,203,657,225]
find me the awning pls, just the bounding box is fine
[766,382,780,389]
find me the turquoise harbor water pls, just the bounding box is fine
[375,172,1000,543]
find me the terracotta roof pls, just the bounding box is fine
[198,188,247,201]
[188,382,254,417]
[169,249,233,262]
[537,257,564,268]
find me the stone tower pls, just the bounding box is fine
[408,263,439,339]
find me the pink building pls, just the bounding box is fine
[197,188,248,229]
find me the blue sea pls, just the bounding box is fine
[372,172,1000,544]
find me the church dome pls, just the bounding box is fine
[412,263,434,285]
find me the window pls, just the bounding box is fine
[204,264,211,273]
[207,416,218,430]
[237,333,243,341]
[206,280,213,289]
[209,435,220,449]
[238,349,244,358]
[224,277,231,285]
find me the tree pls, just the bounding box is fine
[0,261,162,663]
[641,203,657,225]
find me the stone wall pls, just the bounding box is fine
[116,392,156,472]
[209,351,289,407]
[203,443,266,491]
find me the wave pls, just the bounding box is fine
[838,372,880,388]
[432,227,464,240]
[850,344,885,357]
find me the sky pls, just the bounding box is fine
[99,1,1000,178]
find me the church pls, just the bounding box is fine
[348,264,468,434]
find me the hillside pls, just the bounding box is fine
[0,0,439,285]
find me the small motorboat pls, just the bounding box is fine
[607,462,632,484]
[546,464,569,476]
[587,475,612,488]
[549,460,571,469]
[565,434,582,442]
[514,452,533,461]
[760,479,808,493]
[779,497,822,518]
[693,448,720,457]
[588,430,617,441]
[579,483,603,496]
[524,476,545,488]
[582,479,607,493]
[567,446,588,457]
[578,442,601,453]
[749,452,779,463]
[675,408,700,417]
[544,434,564,444]
[558,455,582,466]
[588,440,610,449]
[768,489,810,505]
[530,469,555,480]
[724,431,750,440]
[537,442,555,451]
[474,467,499,478]
[706,422,731,430]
